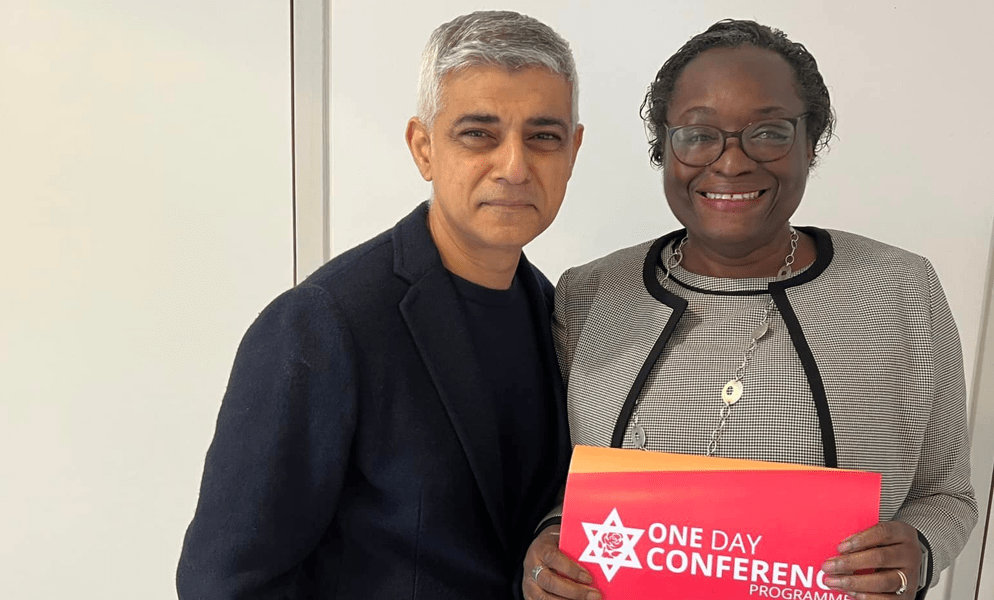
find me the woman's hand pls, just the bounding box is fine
[522,524,602,600]
[820,521,922,599]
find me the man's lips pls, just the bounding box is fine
[481,200,533,208]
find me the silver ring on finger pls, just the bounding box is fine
[894,569,908,596]
[531,564,545,582]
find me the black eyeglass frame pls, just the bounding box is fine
[664,113,810,167]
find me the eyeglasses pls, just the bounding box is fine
[665,114,808,167]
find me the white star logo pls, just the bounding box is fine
[578,508,644,581]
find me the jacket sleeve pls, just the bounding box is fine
[552,267,576,386]
[177,283,359,598]
[894,258,978,582]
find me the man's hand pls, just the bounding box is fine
[820,521,922,599]
[522,525,601,600]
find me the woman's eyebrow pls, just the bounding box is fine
[676,105,789,119]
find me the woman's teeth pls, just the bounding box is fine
[702,191,762,200]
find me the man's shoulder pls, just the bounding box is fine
[303,228,396,293]
[300,203,434,300]
[241,229,397,344]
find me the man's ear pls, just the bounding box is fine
[406,117,433,182]
[568,123,585,176]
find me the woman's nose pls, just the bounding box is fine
[710,137,757,176]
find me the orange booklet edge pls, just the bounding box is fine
[569,444,872,474]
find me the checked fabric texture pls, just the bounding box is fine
[554,227,977,580]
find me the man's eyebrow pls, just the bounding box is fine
[450,114,569,129]
[452,113,499,127]
[527,116,569,129]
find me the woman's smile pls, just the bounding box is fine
[698,190,765,201]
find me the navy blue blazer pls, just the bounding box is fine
[178,202,571,599]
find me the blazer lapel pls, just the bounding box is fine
[392,204,509,553]
[518,258,572,475]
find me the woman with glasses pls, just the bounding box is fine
[522,20,976,600]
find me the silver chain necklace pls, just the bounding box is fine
[631,228,799,457]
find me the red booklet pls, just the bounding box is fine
[560,445,881,600]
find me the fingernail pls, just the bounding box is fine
[821,559,840,573]
[585,591,601,600]
[837,540,853,553]
[822,576,841,588]
[578,570,593,584]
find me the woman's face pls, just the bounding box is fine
[663,46,814,258]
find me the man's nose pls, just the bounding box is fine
[493,137,530,184]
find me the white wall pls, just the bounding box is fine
[326,1,994,598]
[0,2,292,598]
[963,245,994,599]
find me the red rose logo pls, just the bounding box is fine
[599,532,624,558]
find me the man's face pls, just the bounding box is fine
[407,65,583,259]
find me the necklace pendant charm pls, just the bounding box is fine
[634,424,647,448]
[777,264,792,279]
[721,379,743,405]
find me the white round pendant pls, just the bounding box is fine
[722,379,743,405]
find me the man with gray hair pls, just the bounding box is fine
[178,10,583,599]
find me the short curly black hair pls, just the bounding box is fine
[641,19,835,169]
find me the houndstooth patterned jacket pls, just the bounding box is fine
[554,226,977,582]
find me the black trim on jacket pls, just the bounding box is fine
[612,227,840,468]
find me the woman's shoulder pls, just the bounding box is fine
[561,239,659,285]
[823,228,932,273]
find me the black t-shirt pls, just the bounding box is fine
[450,272,556,545]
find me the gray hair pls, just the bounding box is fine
[416,11,579,129]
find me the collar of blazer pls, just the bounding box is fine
[642,226,835,302]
